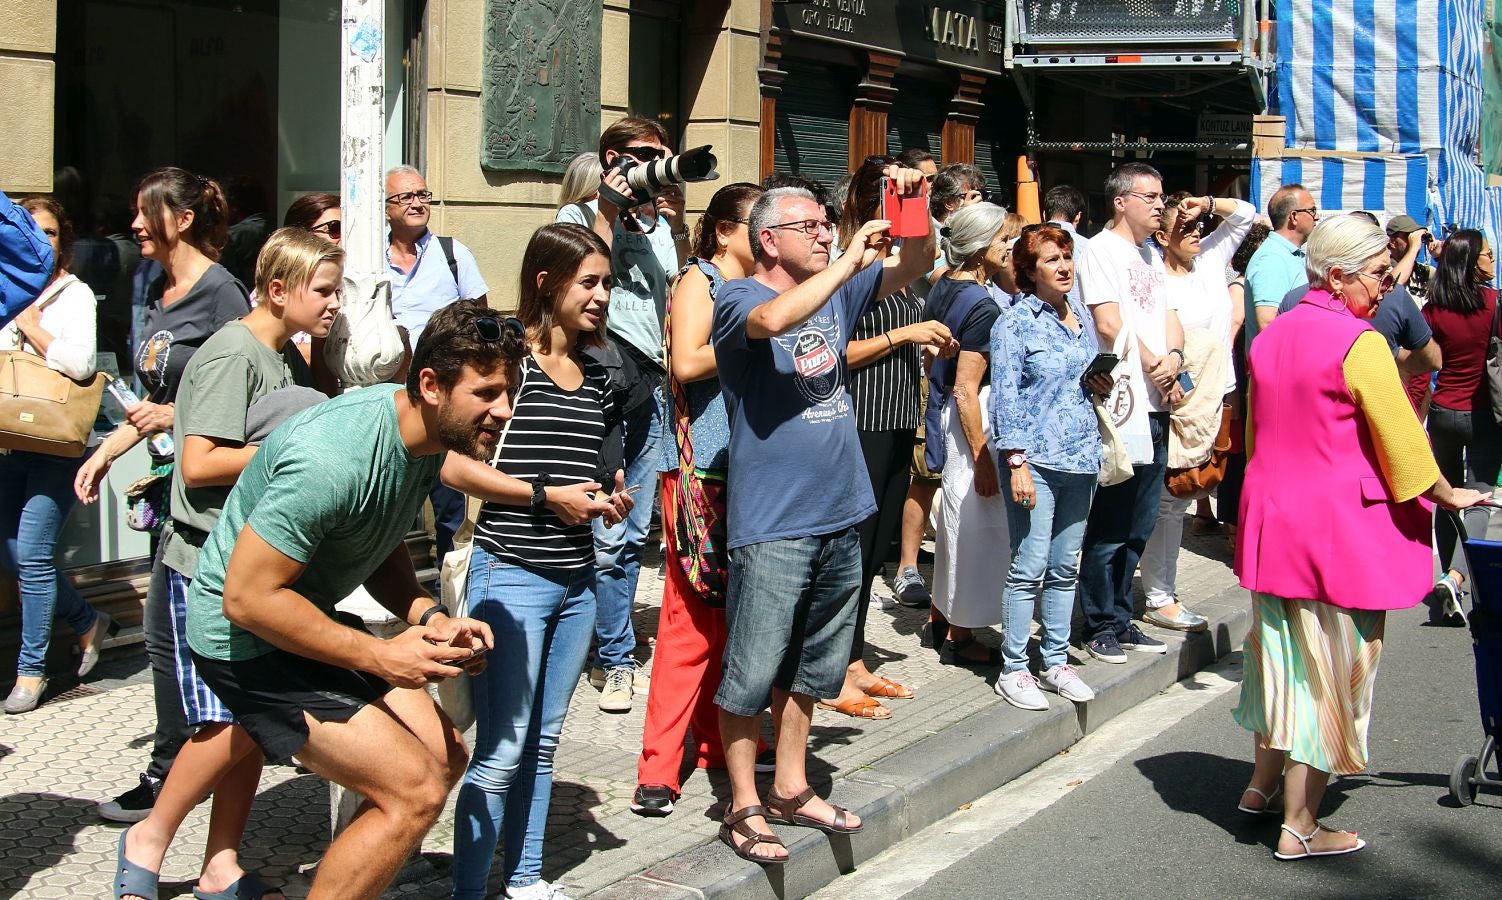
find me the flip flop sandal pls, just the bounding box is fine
[114,828,160,900]
[817,696,893,718]
[941,637,1003,667]
[1273,823,1366,861]
[719,805,787,866]
[193,872,284,899]
[1237,784,1282,815]
[862,676,914,700]
[766,786,863,834]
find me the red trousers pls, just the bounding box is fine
[637,475,738,791]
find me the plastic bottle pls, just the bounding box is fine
[103,378,175,457]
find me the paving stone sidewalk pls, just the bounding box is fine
[0,519,1241,899]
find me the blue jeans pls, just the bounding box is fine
[590,388,665,671]
[0,450,98,677]
[452,545,595,897]
[1001,466,1095,672]
[1079,412,1169,640]
[713,528,863,716]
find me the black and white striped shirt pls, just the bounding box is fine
[474,354,615,570]
[849,289,923,432]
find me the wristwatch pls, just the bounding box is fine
[1167,347,1186,368]
[1006,452,1028,470]
[670,229,690,242]
[530,473,553,516]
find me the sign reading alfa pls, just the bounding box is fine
[773,0,1006,73]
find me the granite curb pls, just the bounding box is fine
[588,580,1253,900]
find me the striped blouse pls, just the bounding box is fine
[848,289,923,432]
[474,354,615,570]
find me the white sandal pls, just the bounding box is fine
[1236,784,1281,815]
[1273,823,1367,860]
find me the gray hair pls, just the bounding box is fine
[1104,163,1162,201]
[385,164,424,182]
[1304,214,1389,288]
[748,187,816,264]
[940,202,1008,268]
[556,152,602,209]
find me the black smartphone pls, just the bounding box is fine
[1083,352,1120,380]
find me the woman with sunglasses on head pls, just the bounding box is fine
[1234,214,1489,859]
[1138,192,1255,634]
[818,157,957,720]
[631,183,763,818]
[1419,229,1499,620]
[1,197,112,715]
[442,223,631,900]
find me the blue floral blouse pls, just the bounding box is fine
[989,293,1103,475]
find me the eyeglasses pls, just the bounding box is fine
[1354,269,1397,294]
[1127,191,1164,204]
[475,315,528,356]
[768,219,834,237]
[1480,248,1496,261]
[385,190,433,206]
[310,220,342,238]
[617,145,665,162]
[1178,217,1209,236]
[1291,206,1319,220]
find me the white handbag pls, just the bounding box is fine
[432,362,530,732]
[323,272,406,386]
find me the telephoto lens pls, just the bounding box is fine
[603,145,720,209]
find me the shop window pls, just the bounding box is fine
[628,3,683,144]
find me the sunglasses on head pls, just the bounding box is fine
[475,315,528,356]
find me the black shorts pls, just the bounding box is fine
[191,648,392,764]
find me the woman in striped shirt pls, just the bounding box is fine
[821,157,957,720]
[445,223,631,900]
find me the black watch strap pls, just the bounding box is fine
[418,604,450,627]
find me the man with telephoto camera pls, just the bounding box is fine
[555,117,711,712]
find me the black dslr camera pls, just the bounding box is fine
[598,145,720,214]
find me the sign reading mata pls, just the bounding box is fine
[481,0,602,174]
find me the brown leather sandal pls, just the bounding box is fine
[719,805,787,865]
[766,786,862,834]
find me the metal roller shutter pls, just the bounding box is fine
[974,127,1006,203]
[773,60,856,191]
[886,75,947,160]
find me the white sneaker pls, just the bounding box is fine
[994,670,1049,710]
[871,589,899,610]
[1040,664,1096,703]
[599,666,634,712]
[507,880,573,900]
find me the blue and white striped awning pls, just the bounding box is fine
[1250,155,1431,222]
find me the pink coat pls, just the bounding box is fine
[1235,292,1432,610]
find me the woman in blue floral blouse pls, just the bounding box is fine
[989,224,1114,711]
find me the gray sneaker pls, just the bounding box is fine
[1040,665,1096,703]
[599,666,634,712]
[890,566,932,608]
[1143,603,1208,633]
[994,670,1049,710]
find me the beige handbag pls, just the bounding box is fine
[0,352,106,457]
[1094,397,1134,487]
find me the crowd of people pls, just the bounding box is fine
[0,111,1495,897]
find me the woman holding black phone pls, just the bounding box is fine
[989,224,1112,710]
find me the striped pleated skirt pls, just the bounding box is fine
[1232,592,1385,776]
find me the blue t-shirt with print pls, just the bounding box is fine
[712,263,884,549]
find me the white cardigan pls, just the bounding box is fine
[1,274,98,380]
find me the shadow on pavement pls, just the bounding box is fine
[0,793,112,899]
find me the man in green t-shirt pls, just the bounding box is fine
[183,300,523,900]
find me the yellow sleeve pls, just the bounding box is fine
[1342,330,1439,502]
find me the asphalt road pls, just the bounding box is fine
[815,601,1502,900]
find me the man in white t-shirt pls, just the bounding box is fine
[1074,163,1186,665]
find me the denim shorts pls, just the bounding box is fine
[713,527,862,716]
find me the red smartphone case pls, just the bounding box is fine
[882,177,931,239]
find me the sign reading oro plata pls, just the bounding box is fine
[773,0,1007,74]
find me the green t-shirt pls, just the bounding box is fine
[185,387,441,661]
[163,320,312,578]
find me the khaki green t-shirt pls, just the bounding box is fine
[185,387,441,661]
[163,320,311,578]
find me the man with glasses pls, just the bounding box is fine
[179,300,517,900]
[557,117,689,712]
[709,175,935,863]
[384,164,490,561]
[1244,183,1315,345]
[1074,162,1185,664]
